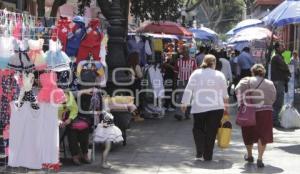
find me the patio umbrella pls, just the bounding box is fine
[227,27,276,44]
[137,21,192,37]
[189,27,218,42]
[143,33,179,40]
[226,19,263,36]
[263,0,300,27]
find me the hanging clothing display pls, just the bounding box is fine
[0,9,111,170]
[7,51,35,72]
[0,36,15,69]
[127,36,147,66]
[148,65,165,99]
[9,102,60,169]
[153,38,163,52]
[28,39,47,70]
[76,19,103,63]
[13,19,22,40]
[37,72,66,104]
[0,70,18,156]
[16,72,39,110]
[45,40,71,72]
[66,16,86,57]
[52,17,72,52]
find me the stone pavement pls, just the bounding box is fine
[2,106,300,174]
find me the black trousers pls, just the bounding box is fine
[193,109,223,160]
[67,128,90,157]
[164,78,175,108]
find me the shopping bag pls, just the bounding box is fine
[217,112,232,149]
[279,104,300,129]
[236,103,256,127]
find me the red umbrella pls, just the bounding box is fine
[137,21,192,37]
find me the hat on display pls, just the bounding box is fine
[73,16,85,24]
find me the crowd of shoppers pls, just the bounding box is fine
[175,41,296,168]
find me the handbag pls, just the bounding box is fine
[71,116,90,130]
[236,78,264,127]
[217,112,232,149]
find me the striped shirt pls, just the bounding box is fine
[175,58,197,81]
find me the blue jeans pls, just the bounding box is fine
[272,81,285,125]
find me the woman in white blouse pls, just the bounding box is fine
[181,54,229,161]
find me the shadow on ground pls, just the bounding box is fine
[240,163,284,174]
[278,144,300,155]
[188,159,233,170]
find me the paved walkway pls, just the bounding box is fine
[2,106,300,174]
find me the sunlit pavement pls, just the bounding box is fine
[2,102,300,174]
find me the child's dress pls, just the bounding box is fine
[7,50,35,71]
[0,36,15,69]
[76,19,103,63]
[45,40,71,72]
[94,112,123,143]
[28,39,47,70]
[37,72,66,104]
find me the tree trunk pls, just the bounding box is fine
[37,0,45,17]
[97,0,129,93]
[97,0,129,69]
[50,0,67,17]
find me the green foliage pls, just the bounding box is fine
[217,0,244,33]
[130,0,184,22]
[243,0,255,15]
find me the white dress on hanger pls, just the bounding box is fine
[9,102,43,169]
[148,65,165,99]
[39,103,59,166]
[9,103,59,169]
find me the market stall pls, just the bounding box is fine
[0,9,134,170]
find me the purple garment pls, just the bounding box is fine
[127,38,146,66]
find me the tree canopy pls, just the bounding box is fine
[37,0,248,33]
[182,0,245,33]
[130,0,184,22]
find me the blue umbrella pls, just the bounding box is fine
[226,19,263,36]
[263,0,300,27]
[189,27,218,42]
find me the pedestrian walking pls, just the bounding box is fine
[181,54,229,161]
[195,46,206,67]
[174,46,197,120]
[271,42,291,127]
[290,51,300,88]
[162,53,176,111]
[236,47,255,79]
[235,64,276,168]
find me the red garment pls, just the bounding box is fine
[13,19,22,40]
[175,58,197,81]
[76,19,103,63]
[52,18,72,51]
[242,110,273,145]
